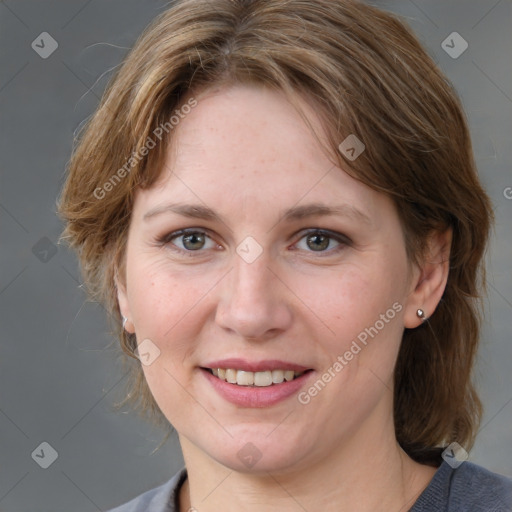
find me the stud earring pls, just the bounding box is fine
[416,309,426,320]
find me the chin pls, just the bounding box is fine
[202,431,313,475]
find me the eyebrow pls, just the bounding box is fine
[281,203,372,226]
[143,202,372,226]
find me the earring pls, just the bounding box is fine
[122,316,128,329]
[416,309,426,320]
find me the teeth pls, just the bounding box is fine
[226,369,237,384]
[271,370,284,384]
[210,368,305,387]
[254,371,272,387]
[236,371,254,386]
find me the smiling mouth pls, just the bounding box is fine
[202,368,312,387]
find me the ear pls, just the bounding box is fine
[115,269,135,334]
[404,228,452,328]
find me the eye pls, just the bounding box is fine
[162,229,218,252]
[294,229,349,253]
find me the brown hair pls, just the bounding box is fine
[58,0,493,465]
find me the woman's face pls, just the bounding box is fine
[118,84,420,473]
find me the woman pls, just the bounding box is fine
[59,0,512,510]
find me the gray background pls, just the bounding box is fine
[0,1,511,510]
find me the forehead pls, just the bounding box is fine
[170,85,329,181]
[133,84,386,223]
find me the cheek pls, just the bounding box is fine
[126,255,211,344]
[127,262,211,420]
[292,260,405,341]
[296,265,406,407]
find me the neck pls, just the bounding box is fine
[178,402,437,512]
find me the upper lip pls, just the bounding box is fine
[202,358,312,373]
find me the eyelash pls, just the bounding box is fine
[156,228,351,257]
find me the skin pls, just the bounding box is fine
[117,84,452,511]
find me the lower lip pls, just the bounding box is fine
[201,369,314,408]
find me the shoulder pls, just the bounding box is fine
[412,461,512,512]
[450,462,512,510]
[106,468,187,512]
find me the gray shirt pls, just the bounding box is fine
[107,461,512,511]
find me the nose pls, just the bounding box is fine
[215,254,293,341]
